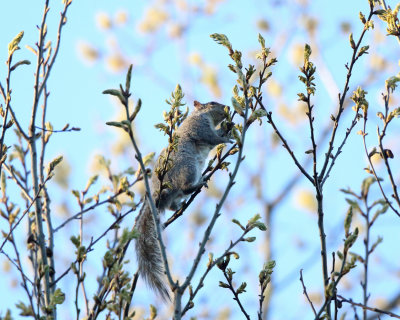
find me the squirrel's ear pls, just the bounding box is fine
[194,100,202,109]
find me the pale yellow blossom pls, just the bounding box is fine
[96,12,112,30]
[256,19,270,31]
[138,7,169,33]
[188,52,202,65]
[106,53,127,73]
[295,189,317,213]
[266,78,282,98]
[370,54,386,70]
[289,43,305,67]
[201,66,221,97]
[114,10,128,25]
[77,41,99,63]
[167,22,183,38]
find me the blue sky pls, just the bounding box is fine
[1,0,400,319]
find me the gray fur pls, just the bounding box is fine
[134,101,231,300]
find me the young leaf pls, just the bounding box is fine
[47,155,63,175]
[102,89,125,105]
[125,64,133,92]
[129,98,142,122]
[8,31,24,56]
[10,60,31,71]
[258,33,266,49]
[210,33,233,52]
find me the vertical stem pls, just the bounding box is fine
[78,200,89,316]
[29,0,51,311]
[39,86,56,301]
[362,197,370,320]
[28,140,51,309]
[317,192,330,317]
[0,56,12,179]
[262,204,273,320]
[173,289,183,320]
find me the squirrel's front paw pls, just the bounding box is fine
[200,177,209,189]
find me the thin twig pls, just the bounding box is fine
[0,178,47,252]
[254,95,314,184]
[52,208,133,287]
[54,180,139,232]
[321,112,360,186]
[338,295,400,319]
[361,97,400,217]
[181,228,251,316]
[318,9,374,181]
[26,0,72,313]
[0,248,34,286]
[2,163,33,202]
[300,269,317,316]
[221,268,250,320]
[123,271,139,318]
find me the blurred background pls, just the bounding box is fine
[0,0,400,319]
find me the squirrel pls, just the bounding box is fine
[134,100,232,300]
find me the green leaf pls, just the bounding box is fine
[386,75,400,93]
[372,202,389,222]
[248,109,268,125]
[236,282,247,294]
[15,301,33,316]
[2,309,12,320]
[70,235,81,248]
[304,43,312,65]
[231,97,244,116]
[370,236,383,253]
[142,152,155,166]
[47,155,63,175]
[149,304,157,320]
[154,123,168,132]
[232,218,245,230]
[85,175,98,192]
[102,89,125,105]
[210,33,232,52]
[258,33,266,49]
[219,281,230,289]
[8,31,24,56]
[50,288,65,306]
[207,252,214,267]
[345,198,360,211]
[125,64,133,92]
[247,213,267,230]
[359,11,366,24]
[358,45,369,57]
[361,176,376,197]
[349,33,355,49]
[344,227,359,249]
[105,121,124,128]
[71,190,80,201]
[129,98,142,122]
[265,260,276,270]
[10,60,30,72]
[344,207,353,237]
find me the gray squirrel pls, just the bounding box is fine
[135,100,232,300]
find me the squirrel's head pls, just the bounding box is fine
[194,100,229,125]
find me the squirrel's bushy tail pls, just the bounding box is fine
[135,199,170,301]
